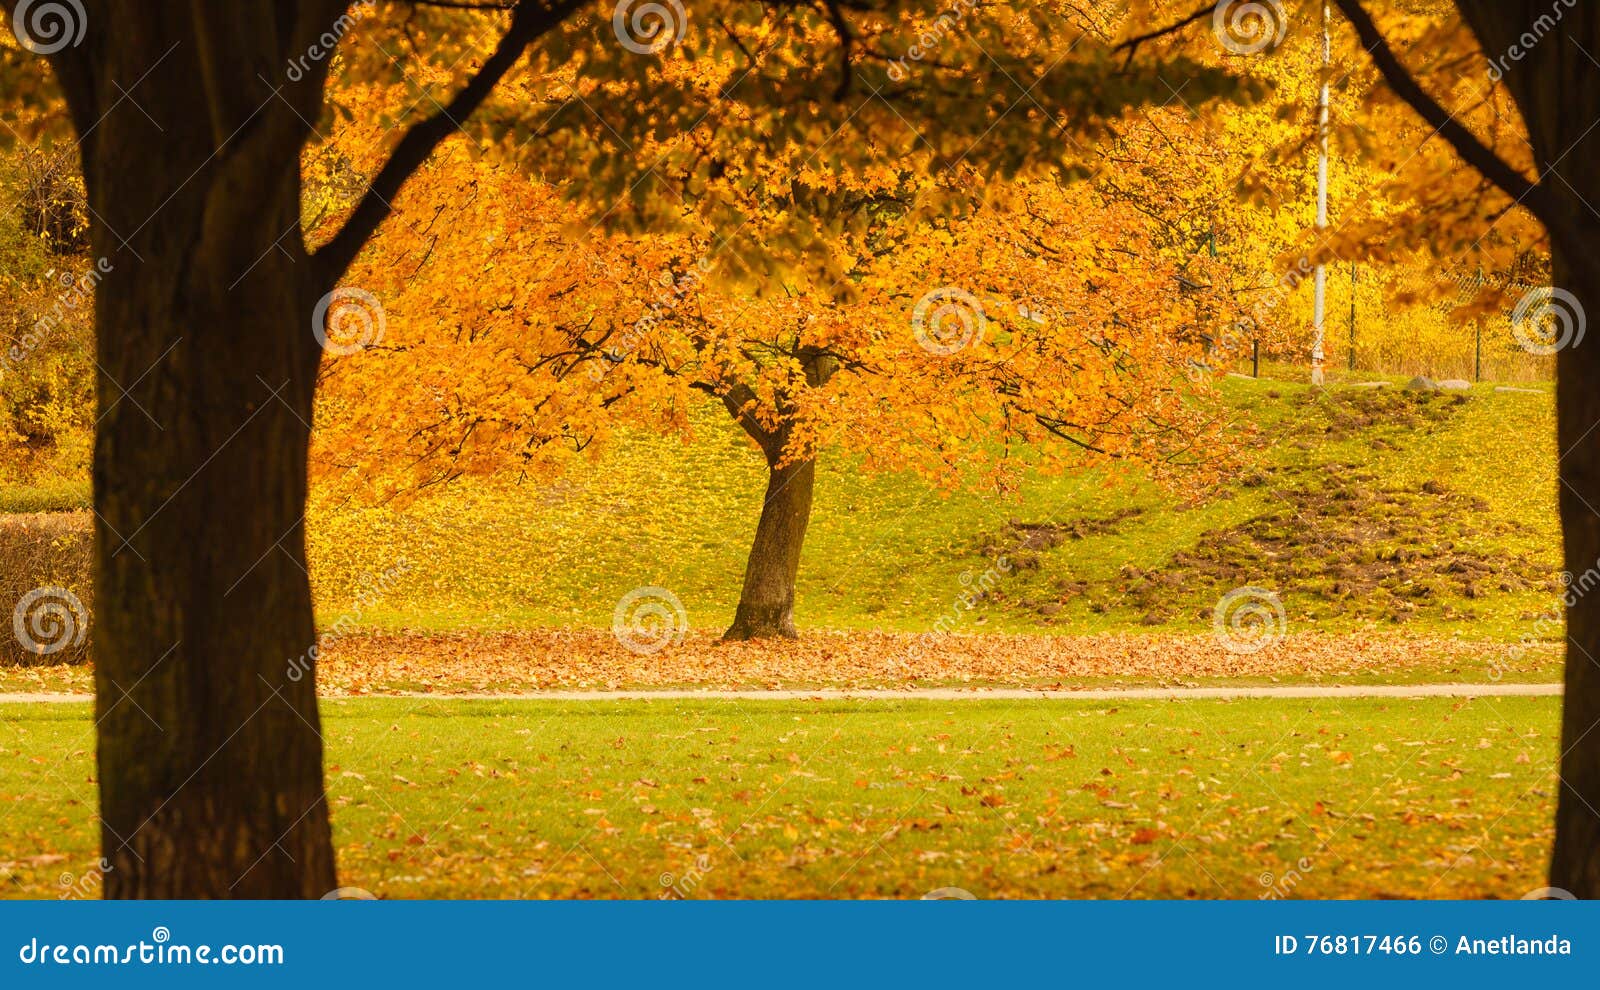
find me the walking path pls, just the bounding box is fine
[0,683,1562,704]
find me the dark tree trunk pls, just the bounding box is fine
[1550,260,1600,898]
[1455,0,1600,897]
[38,3,345,898]
[723,454,816,640]
[16,0,577,898]
[715,349,836,642]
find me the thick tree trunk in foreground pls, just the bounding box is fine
[724,455,816,640]
[41,4,343,897]
[1550,262,1600,897]
[1456,0,1600,897]
[24,0,570,896]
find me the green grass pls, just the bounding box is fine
[0,696,1559,899]
[0,373,1561,643]
[0,479,90,515]
[306,375,1561,641]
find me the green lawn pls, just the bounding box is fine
[307,375,1561,642]
[0,696,1558,899]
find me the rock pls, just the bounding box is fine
[1494,385,1544,395]
[1437,379,1471,391]
[1403,375,1438,391]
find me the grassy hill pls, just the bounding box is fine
[300,372,1562,642]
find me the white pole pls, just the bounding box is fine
[1311,1,1330,386]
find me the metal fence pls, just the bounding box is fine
[1310,264,1555,383]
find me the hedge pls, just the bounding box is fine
[0,512,91,666]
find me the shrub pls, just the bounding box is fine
[0,512,92,666]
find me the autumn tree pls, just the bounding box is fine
[320,166,1239,639]
[314,2,1248,640]
[0,141,93,477]
[0,0,1254,896]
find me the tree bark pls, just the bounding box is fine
[15,0,578,897]
[1454,0,1600,897]
[1549,259,1600,898]
[42,3,346,898]
[723,454,816,640]
[716,349,836,642]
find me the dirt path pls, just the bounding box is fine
[0,683,1561,704]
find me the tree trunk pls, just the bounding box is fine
[49,6,340,898]
[1455,0,1600,897]
[723,454,816,640]
[1549,261,1600,898]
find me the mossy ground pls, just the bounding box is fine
[304,373,1560,643]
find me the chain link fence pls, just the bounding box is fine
[1310,263,1555,383]
[1205,257,1558,385]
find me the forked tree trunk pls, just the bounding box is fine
[47,6,340,898]
[723,454,816,640]
[1455,0,1600,897]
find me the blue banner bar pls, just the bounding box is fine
[0,900,1591,987]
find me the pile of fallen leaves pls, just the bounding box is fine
[2,631,1557,696]
[309,630,1557,694]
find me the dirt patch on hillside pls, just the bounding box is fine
[982,386,1550,626]
[1120,469,1554,624]
[1301,387,1465,442]
[977,508,1144,573]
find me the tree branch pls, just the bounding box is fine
[1114,3,1210,62]
[1330,0,1587,265]
[311,0,590,288]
